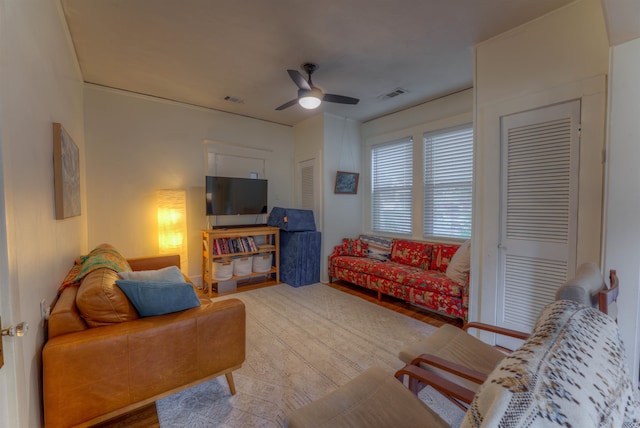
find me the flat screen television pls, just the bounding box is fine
[206,176,268,216]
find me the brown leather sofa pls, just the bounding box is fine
[43,253,246,428]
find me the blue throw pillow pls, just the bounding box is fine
[115,280,201,317]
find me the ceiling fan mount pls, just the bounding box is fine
[302,62,319,77]
[275,63,359,111]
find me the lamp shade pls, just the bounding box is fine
[157,189,188,272]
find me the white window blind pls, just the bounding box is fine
[423,125,473,239]
[371,138,413,234]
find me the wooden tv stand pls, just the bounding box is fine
[201,226,279,295]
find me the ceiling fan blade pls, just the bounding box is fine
[323,93,359,105]
[287,70,311,91]
[275,99,298,111]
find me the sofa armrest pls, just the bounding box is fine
[329,245,346,259]
[43,298,246,428]
[127,254,180,271]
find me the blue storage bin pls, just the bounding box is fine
[279,231,321,287]
[267,207,316,232]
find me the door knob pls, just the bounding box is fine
[0,316,28,369]
[1,321,28,337]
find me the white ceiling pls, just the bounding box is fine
[61,0,579,127]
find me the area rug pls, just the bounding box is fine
[156,283,466,427]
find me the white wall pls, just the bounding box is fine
[0,1,86,426]
[322,114,362,282]
[362,89,473,241]
[292,113,363,283]
[84,86,294,281]
[473,0,610,327]
[603,36,640,385]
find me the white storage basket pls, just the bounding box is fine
[252,253,272,273]
[212,259,233,281]
[233,256,253,276]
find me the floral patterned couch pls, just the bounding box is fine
[329,235,470,320]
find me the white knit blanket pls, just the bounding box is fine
[462,300,640,428]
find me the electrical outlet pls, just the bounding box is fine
[40,299,49,320]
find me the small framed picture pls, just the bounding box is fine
[334,171,359,194]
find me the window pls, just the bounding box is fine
[371,138,413,234]
[423,125,473,239]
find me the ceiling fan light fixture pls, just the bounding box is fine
[276,64,358,112]
[298,87,323,109]
[299,95,321,109]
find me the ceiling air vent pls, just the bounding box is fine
[379,88,408,101]
[223,95,244,104]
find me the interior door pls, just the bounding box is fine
[497,100,580,344]
[297,158,319,230]
[0,141,16,425]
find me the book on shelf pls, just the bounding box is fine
[211,236,261,255]
[247,236,258,252]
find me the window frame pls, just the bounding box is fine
[364,111,473,242]
[422,123,474,240]
[370,137,414,235]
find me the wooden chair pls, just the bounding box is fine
[397,265,619,408]
[599,269,619,320]
[398,322,528,408]
[287,298,635,428]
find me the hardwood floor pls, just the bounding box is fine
[325,279,463,328]
[92,280,461,427]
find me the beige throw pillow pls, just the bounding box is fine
[117,265,184,282]
[445,239,470,285]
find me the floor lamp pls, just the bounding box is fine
[157,189,188,272]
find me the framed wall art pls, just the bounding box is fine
[334,171,359,194]
[53,122,81,219]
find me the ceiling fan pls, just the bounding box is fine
[276,63,359,111]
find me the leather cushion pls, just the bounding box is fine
[76,268,139,327]
[47,285,88,339]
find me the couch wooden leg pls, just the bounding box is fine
[225,372,237,395]
[377,291,382,301]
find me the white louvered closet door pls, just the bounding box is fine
[497,100,580,343]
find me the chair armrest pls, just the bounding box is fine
[463,322,530,340]
[599,269,619,317]
[409,353,487,384]
[395,364,476,404]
